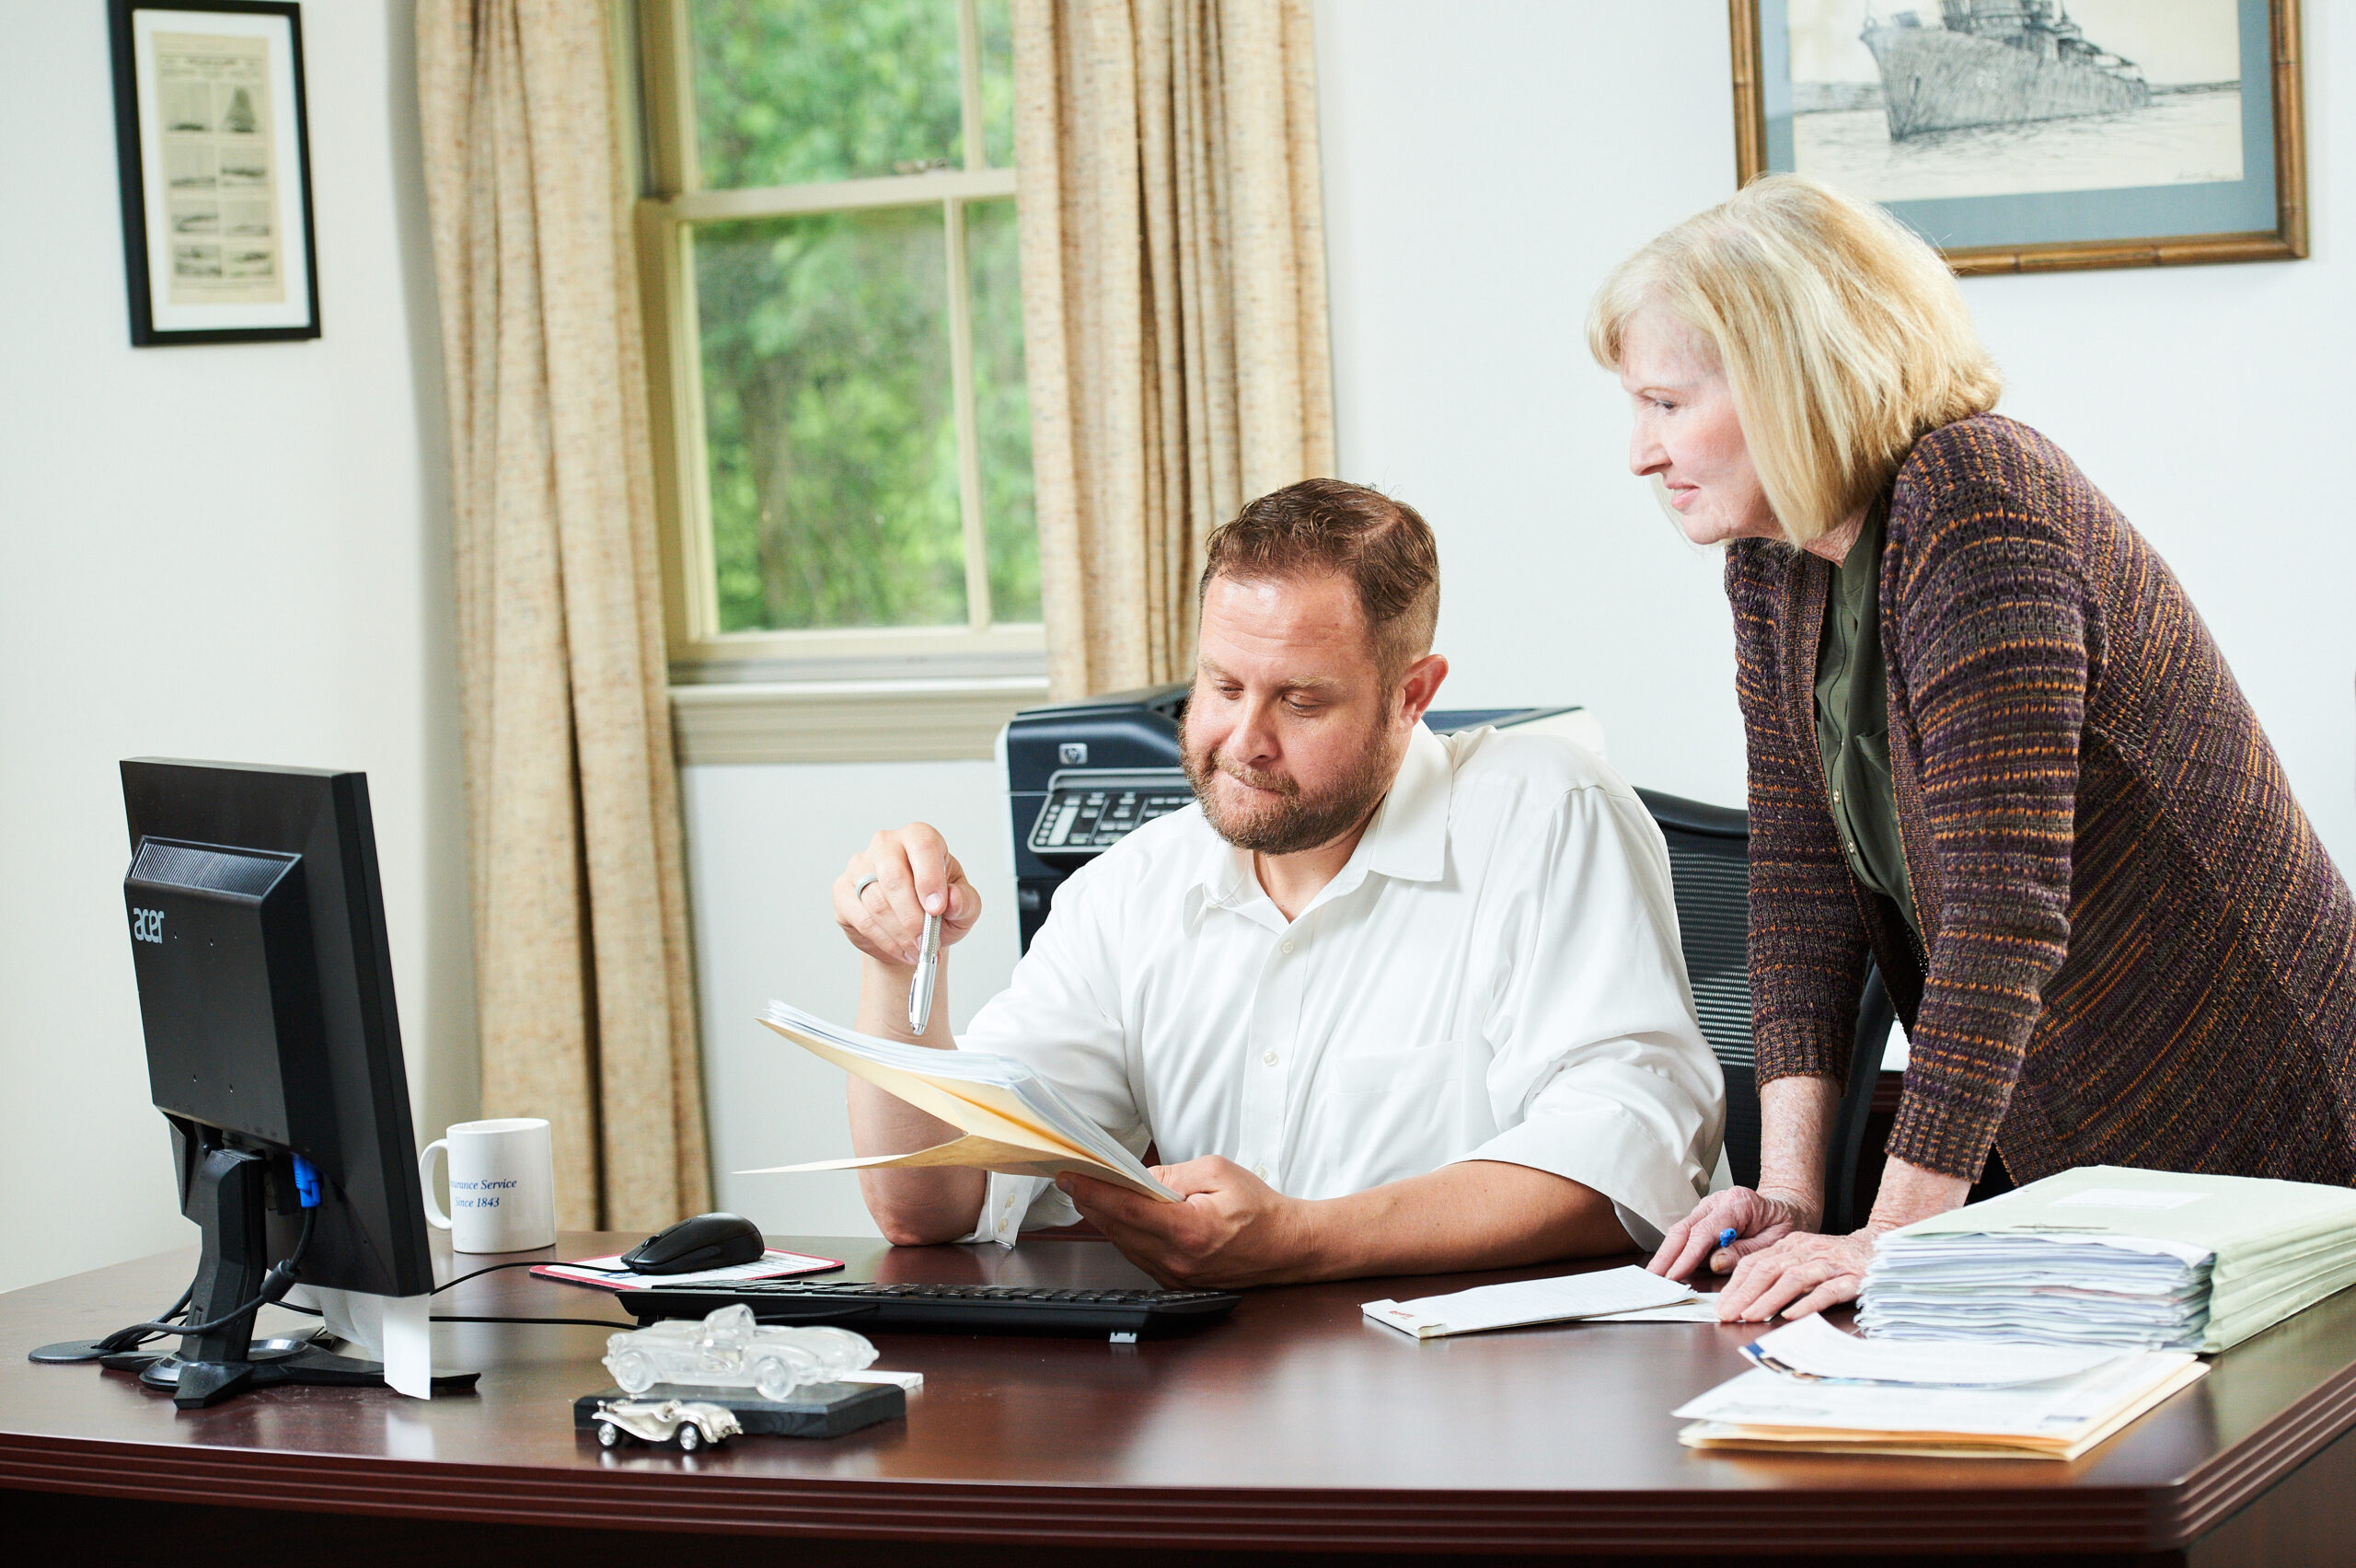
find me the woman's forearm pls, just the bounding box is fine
[1865,1154,1972,1233]
[1756,1075,1839,1229]
[1754,1075,1976,1235]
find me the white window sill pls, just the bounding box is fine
[669,676,1052,766]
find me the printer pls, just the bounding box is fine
[1003,684,1602,953]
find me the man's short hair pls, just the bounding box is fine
[1199,479,1440,681]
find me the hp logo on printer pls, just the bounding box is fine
[1058,743,1088,766]
[132,907,165,944]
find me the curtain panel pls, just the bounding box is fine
[1013,0,1337,700]
[414,0,710,1229]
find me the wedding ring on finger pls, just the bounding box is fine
[853,872,882,903]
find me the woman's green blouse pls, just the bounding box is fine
[1813,506,1921,938]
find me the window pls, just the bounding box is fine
[633,0,1039,680]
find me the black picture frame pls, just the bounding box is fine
[109,0,321,345]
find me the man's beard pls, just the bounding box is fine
[1181,712,1398,856]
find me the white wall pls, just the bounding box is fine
[1313,0,2356,871]
[682,760,1020,1239]
[0,1,470,1294]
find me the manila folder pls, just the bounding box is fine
[743,1014,1175,1202]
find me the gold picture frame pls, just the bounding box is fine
[1729,0,2306,275]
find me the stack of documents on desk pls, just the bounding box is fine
[744,1001,1178,1201]
[1858,1166,2356,1353]
[1678,1315,2207,1460]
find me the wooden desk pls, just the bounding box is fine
[6,1233,2356,1567]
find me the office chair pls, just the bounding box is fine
[1634,789,1897,1235]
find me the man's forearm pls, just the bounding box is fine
[848,954,986,1244]
[1295,1159,1630,1280]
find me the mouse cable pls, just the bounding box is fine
[428,1313,636,1329]
[93,1283,194,1355]
[275,1301,629,1331]
[428,1259,627,1296]
[260,1258,629,1323]
[104,1206,318,1342]
[96,1155,328,1350]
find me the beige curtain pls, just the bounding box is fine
[1013,0,1336,699]
[414,1,710,1230]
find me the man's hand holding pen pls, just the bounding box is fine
[836,823,982,987]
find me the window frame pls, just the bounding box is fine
[629,0,1044,684]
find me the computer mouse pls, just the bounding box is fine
[619,1212,767,1274]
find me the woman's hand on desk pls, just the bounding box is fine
[1710,1229,1876,1321]
[1705,1157,1973,1322]
[1646,1185,1816,1282]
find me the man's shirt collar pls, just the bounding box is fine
[1357,722,1451,885]
[1190,723,1452,921]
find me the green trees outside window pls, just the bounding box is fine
[675,0,1034,638]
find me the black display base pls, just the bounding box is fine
[29,1341,125,1365]
[98,1345,479,1407]
[30,1332,316,1366]
[574,1380,903,1439]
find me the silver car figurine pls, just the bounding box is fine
[592,1398,743,1451]
[603,1303,877,1401]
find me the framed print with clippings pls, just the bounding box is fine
[109,0,319,344]
[1729,0,2306,274]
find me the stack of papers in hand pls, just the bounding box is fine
[1678,1315,2207,1460]
[1363,1265,1706,1338]
[1859,1165,2356,1353]
[744,1001,1178,1201]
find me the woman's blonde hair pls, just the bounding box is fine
[1587,174,2001,546]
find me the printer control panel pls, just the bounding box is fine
[1026,770,1191,861]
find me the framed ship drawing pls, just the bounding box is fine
[109,0,320,343]
[1729,1,2307,273]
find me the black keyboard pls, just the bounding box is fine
[622,1279,1242,1339]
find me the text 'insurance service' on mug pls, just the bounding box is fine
[420,1117,557,1253]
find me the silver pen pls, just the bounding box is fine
[907,912,943,1033]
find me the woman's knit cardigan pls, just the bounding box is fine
[1728,414,2356,1185]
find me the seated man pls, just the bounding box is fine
[833,479,1724,1287]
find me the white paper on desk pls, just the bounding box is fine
[1742,1313,2126,1385]
[1587,1297,1726,1323]
[1364,1265,1694,1338]
[302,1286,434,1400]
[1675,1349,2201,1436]
[533,1250,840,1290]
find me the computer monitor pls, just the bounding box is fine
[66,759,450,1406]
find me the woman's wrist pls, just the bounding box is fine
[1753,1075,1838,1233]
[1865,1154,1974,1232]
[1754,1182,1822,1232]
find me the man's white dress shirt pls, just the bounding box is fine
[955,723,1724,1247]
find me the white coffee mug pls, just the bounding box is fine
[420,1117,557,1253]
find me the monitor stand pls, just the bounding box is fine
[118,1343,480,1403]
[90,1145,476,1408]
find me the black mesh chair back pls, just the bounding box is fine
[1828,967,1896,1233]
[1635,787,1896,1232]
[1636,789,1761,1192]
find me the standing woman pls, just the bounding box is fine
[1595,176,2356,1321]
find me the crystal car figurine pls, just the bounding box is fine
[602,1304,878,1401]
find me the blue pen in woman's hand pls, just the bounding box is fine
[1716,1227,1738,1250]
